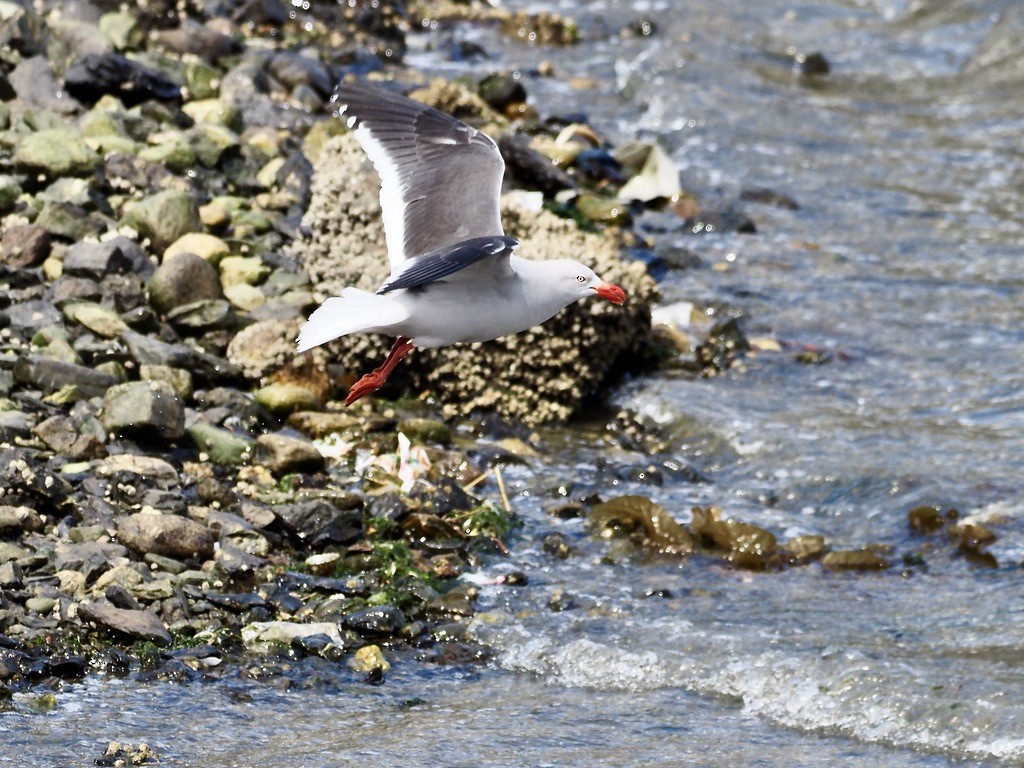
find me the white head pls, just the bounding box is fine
[546,259,628,306]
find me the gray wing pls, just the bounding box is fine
[334,81,506,267]
[377,236,519,294]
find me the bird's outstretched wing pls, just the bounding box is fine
[333,81,506,267]
[377,236,519,294]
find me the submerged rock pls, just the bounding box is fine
[589,495,694,555]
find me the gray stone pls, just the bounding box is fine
[0,224,49,267]
[53,541,128,582]
[63,237,153,280]
[62,301,129,338]
[13,356,117,397]
[147,252,223,314]
[4,300,62,332]
[116,512,215,561]
[77,601,172,645]
[122,189,199,251]
[254,432,324,476]
[13,127,99,178]
[241,620,344,648]
[0,561,23,588]
[99,380,185,440]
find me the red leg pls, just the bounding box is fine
[345,337,414,406]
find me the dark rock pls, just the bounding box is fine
[695,317,750,371]
[254,432,325,476]
[104,151,173,193]
[214,542,265,577]
[574,149,627,185]
[78,601,172,645]
[739,187,800,210]
[116,512,215,561]
[0,225,50,268]
[64,52,182,107]
[343,605,404,636]
[231,0,290,26]
[478,73,527,112]
[148,252,223,314]
[275,498,363,549]
[100,380,185,441]
[63,237,153,280]
[105,585,141,611]
[497,133,575,196]
[201,592,268,611]
[13,356,118,397]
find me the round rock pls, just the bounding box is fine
[148,251,223,314]
[116,512,215,561]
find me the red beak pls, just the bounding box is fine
[594,282,627,305]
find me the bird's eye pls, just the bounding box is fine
[576,275,587,284]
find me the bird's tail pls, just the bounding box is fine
[296,287,410,353]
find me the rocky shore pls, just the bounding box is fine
[0,0,708,702]
[0,0,1005,715]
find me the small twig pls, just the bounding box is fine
[494,464,512,514]
[461,468,492,492]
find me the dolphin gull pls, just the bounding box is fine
[297,81,627,405]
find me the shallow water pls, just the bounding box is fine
[10,0,1024,765]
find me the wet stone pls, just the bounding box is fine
[32,414,106,460]
[275,498,363,549]
[0,506,44,535]
[343,605,404,636]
